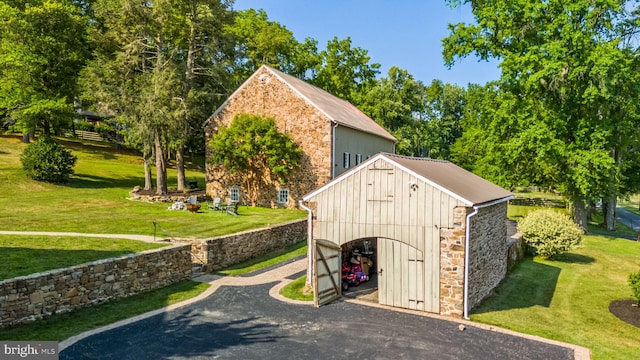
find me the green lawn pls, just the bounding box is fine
[0,134,305,238]
[471,235,640,359]
[0,235,168,280]
[215,240,307,276]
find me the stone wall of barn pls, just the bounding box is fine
[467,202,508,310]
[0,245,192,328]
[205,67,333,209]
[439,206,468,317]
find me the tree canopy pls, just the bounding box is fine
[0,0,90,136]
[444,0,640,230]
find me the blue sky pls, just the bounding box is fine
[232,0,501,86]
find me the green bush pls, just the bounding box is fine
[21,136,77,183]
[74,121,95,132]
[517,209,583,259]
[629,271,640,305]
[95,123,116,140]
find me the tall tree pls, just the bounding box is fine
[169,0,235,190]
[0,0,90,139]
[224,8,299,82]
[82,0,235,194]
[312,37,380,104]
[444,0,640,230]
[358,66,424,132]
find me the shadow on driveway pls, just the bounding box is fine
[61,281,576,360]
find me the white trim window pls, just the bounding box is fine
[229,186,240,202]
[278,189,289,204]
[343,152,351,169]
[355,154,363,165]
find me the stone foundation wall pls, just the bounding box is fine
[467,202,508,310]
[180,219,307,271]
[439,206,468,317]
[0,245,192,328]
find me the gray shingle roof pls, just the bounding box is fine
[383,153,513,205]
[304,153,513,206]
[263,65,396,142]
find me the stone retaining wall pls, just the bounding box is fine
[181,219,307,272]
[0,245,192,328]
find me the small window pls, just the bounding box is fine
[278,189,289,204]
[343,152,351,169]
[229,186,240,202]
[355,154,363,165]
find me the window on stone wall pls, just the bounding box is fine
[229,186,240,202]
[356,154,363,165]
[344,152,351,169]
[278,189,289,204]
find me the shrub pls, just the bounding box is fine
[21,136,77,183]
[629,271,640,305]
[517,209,583,259]
[74,121,95,132]
[95,123,116,140]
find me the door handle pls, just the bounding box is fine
[378,268,383,275]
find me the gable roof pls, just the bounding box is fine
[207,65,396,142]
[304,153,514,206]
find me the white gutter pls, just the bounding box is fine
[299,200,314,286]
[463,196,515,319]
[331,121,338,178]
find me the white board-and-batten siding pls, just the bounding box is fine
[309,158,466,248]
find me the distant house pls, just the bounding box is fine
[204,65,396,208]
[302,153,514,318]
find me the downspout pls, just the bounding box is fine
[331,121,338,178]
[299,200,314,286]
[463,206,479,320]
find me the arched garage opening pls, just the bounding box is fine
[313,236,439,313]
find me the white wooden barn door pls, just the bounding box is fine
[377,239,427,311]
[314,239,342,307]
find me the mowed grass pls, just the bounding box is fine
[280,275,314,302]
[471,235,640,359]
[0,280,210,341]
[0,134,305,238]
[215,241,307,276]
[0,235,168,280]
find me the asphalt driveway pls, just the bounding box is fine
[60,270,578,359]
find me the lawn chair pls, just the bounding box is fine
[185,195,200,213]
[226,201,239,215]
[208,197,222,211]
[187,195,198,205]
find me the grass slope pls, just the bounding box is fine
[0,235,168,280]
[471,235,640,359]
[0,134,305,238]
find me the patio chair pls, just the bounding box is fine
[208,197,222,211]
[187,195,198,205]
[226,201,239,216]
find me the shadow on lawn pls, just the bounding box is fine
[66,173,142,189]
[472,259,563,314]
[553,253,595,264]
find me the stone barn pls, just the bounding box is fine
[204,65,396,208]
[301,153,514,318]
